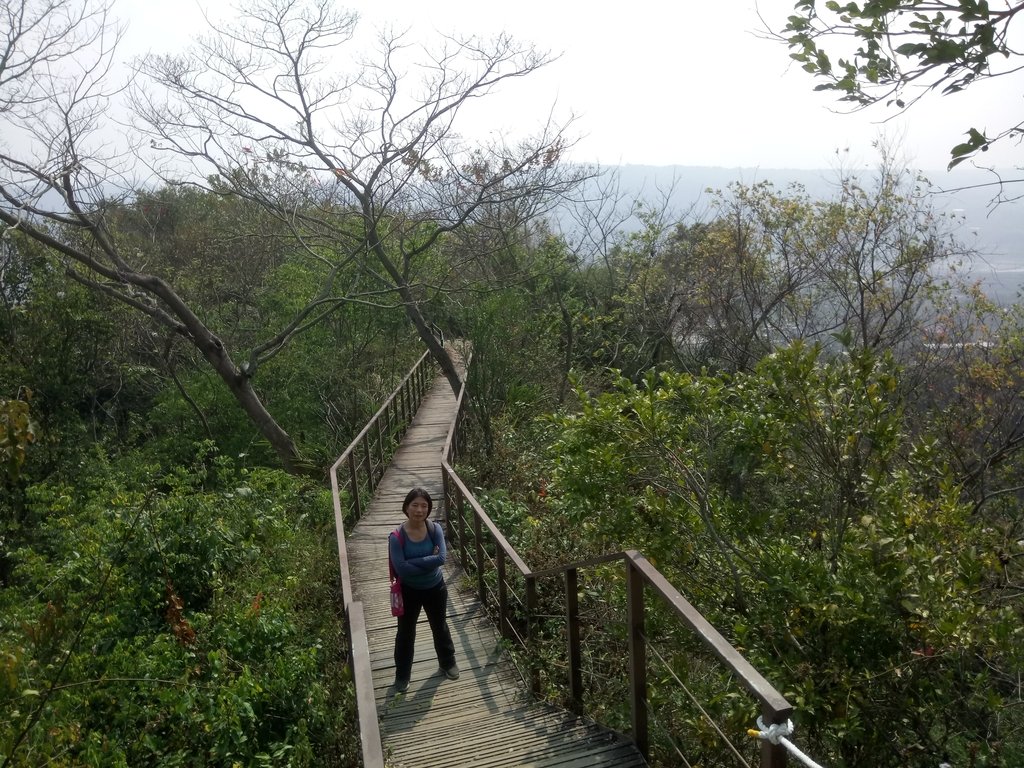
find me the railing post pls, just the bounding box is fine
[348,452,361,520]
[363,437,375,492]
[442,469,451,539]
[760,706,788,768]
[456,408,465,462]
[473,510,486,604]
[396,390,402,425]
[627,559,648,760]
[376,419,385,477]
[565,567,583,713]
[526,575,540,696]
[497,548,509,641]
[457,490,467,568]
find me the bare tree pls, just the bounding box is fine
[0,0,313,470]
[0,0,581,471]
[672,150,969,372]
[131,0,584,393]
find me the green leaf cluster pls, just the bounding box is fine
[493,343,1021,765]
[782,1,1023,167]
[0,445,357,766]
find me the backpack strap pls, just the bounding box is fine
[388,525,404,582]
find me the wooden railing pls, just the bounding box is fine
[441,376,795,768]
[329,350,435,768]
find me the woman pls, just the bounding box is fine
[388,487,459,692]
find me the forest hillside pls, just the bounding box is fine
[2,0,1023,766]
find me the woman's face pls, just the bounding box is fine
[405,496,430,521]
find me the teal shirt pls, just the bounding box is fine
[389,521,447,589]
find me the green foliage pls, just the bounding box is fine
[0,190,427,475]
[782,1,1024,166]
[913,289,1024,534]
[484,343,1022,766]
[0,393,35,485]
[0,444,359,766]
[568,157,960,380]
[253,256,421,465]
[573,203,694,377]
[438,231,575,454]
[0,240,154,470]
[0,185,430,767]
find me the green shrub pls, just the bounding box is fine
[476,344,1023,767]
[0,446,358,766]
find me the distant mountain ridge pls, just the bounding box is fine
[593,164,1023,303]
[607,164,1023,268]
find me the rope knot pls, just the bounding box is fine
[748,717,826,767]
[753,715,794,744]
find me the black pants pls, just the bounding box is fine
[394,581,456,682]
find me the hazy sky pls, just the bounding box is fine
[116,0,1021,173]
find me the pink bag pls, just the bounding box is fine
[389,527,404,617]
[390,578,404,617]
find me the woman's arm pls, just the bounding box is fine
[403,522,448,570]
[432,521,448,563]
[389,532,433,579]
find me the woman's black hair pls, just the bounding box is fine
[402,487,433,516]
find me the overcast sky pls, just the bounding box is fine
[116,0,1022,174]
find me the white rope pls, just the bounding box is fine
[748,716,826,768]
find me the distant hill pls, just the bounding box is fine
[590,164,1024,302]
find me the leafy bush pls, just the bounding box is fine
[0,444,359,766]
[477,343,1023,767]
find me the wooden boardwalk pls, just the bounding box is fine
[345,356,647,768]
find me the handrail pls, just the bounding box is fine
[329,349,436,768]
[624,550,792,717]
[440,371,796,768]
[526,550,795,711]
[331,350,432,606]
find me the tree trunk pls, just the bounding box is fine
[193,328,301,473]
[228,376,300,472]
[403,292,462,393]
[362,218,463,393]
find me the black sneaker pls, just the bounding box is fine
[441,664,460,680]
[395,678,409,692]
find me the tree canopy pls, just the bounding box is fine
[0,0,581,471]
[780,1,1024,169]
